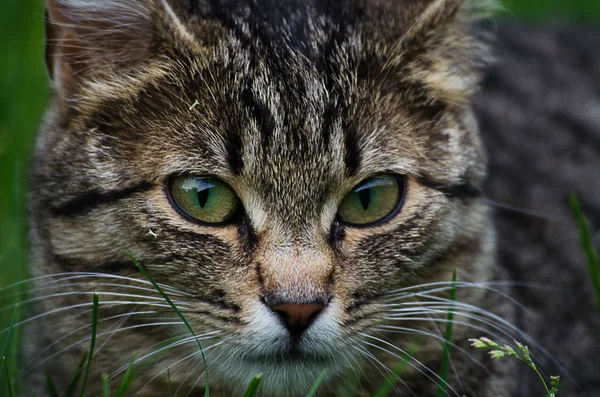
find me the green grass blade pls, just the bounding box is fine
[242,373,262,397]
[127,251,210,396]
[102,373,110,397]
[64,352,89,397]
[436,269,457,397]
[0,303,19,373]
[305,369,327,397]
[80,293,99,397]
[46,371,60,397]
[569,192,600,313]
[115,354,136,397]
[3,356,15,397]
[336,371,361,397]
[373,340,421,397]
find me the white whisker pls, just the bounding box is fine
[360,333,461,397]
[109,331,221,378]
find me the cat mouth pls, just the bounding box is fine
[241,350,333,367]
[239,339,335,365]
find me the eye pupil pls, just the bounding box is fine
[359,188,371,210]
[197,189,209,208]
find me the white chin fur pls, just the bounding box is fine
[209,299,351,395]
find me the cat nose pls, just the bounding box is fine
[269,302,325,337]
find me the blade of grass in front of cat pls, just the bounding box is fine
[3,356,15,397]
[0,303,19,373]
[436,269,457,397]
[46,371,60,397]
[102,373,110,397]
[127,251,210,396]
[336,369,362,397]
[115,354,136,397]
[372,339,421,397]
[80,293,99,397]
[242,373,262,397]
[305,369,327,397]
[64,352,89,397]
[569,192,600,313]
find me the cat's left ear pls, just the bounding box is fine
[44,0,195,98]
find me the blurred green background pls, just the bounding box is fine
[1,0,600,394]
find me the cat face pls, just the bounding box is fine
[30,0,498,394]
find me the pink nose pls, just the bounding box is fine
[270,302,325,336]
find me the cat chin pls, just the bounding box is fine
[204,306,352,396]
[211,357,340,397]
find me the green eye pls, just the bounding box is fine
[170,176,239,224]
[337,176,405,226]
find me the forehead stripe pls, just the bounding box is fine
[241,87,276,151]
[224,123,244,175]
[343,117,361,175]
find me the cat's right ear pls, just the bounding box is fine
[44,0,194,99]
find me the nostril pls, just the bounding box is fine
[270,302,325,336]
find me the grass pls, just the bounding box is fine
[42,295,137,397]
[372,340,421,397]
[501,0,600,23]
[80,294,99,397]
[470,337,561,397]
[127,251,211,396]
[569,193,600,314]
[242,374,263,397]
[436,269,457,397]
[0,304,19,372]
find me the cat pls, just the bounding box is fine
[22,0,600,396]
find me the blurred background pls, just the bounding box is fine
[1,0,599,394]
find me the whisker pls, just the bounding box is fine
[384,297,564,374]
[1,291,192,312]
[383,280,554,301]
[24,321,186,375]
[90,314,131,356]
[109,331,221,378]
[353,344,416,397]
[0,272,192,296]
[181,348,230,397]
[0,282,179,300]
[2,301,185,336]
[360,333,461,397]
[384,314,514,344]
[137,337,231,395]
[374,325,491,373]
[23,310,163,368]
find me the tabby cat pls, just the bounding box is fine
[23,0,600,396]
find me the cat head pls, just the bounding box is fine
[32,0,497,393]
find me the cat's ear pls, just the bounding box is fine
[400,0,465,51]
[390,0,498,104]
[44,0,194,97]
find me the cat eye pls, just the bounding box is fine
[169,176,240,225]
[337,176,405,226]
